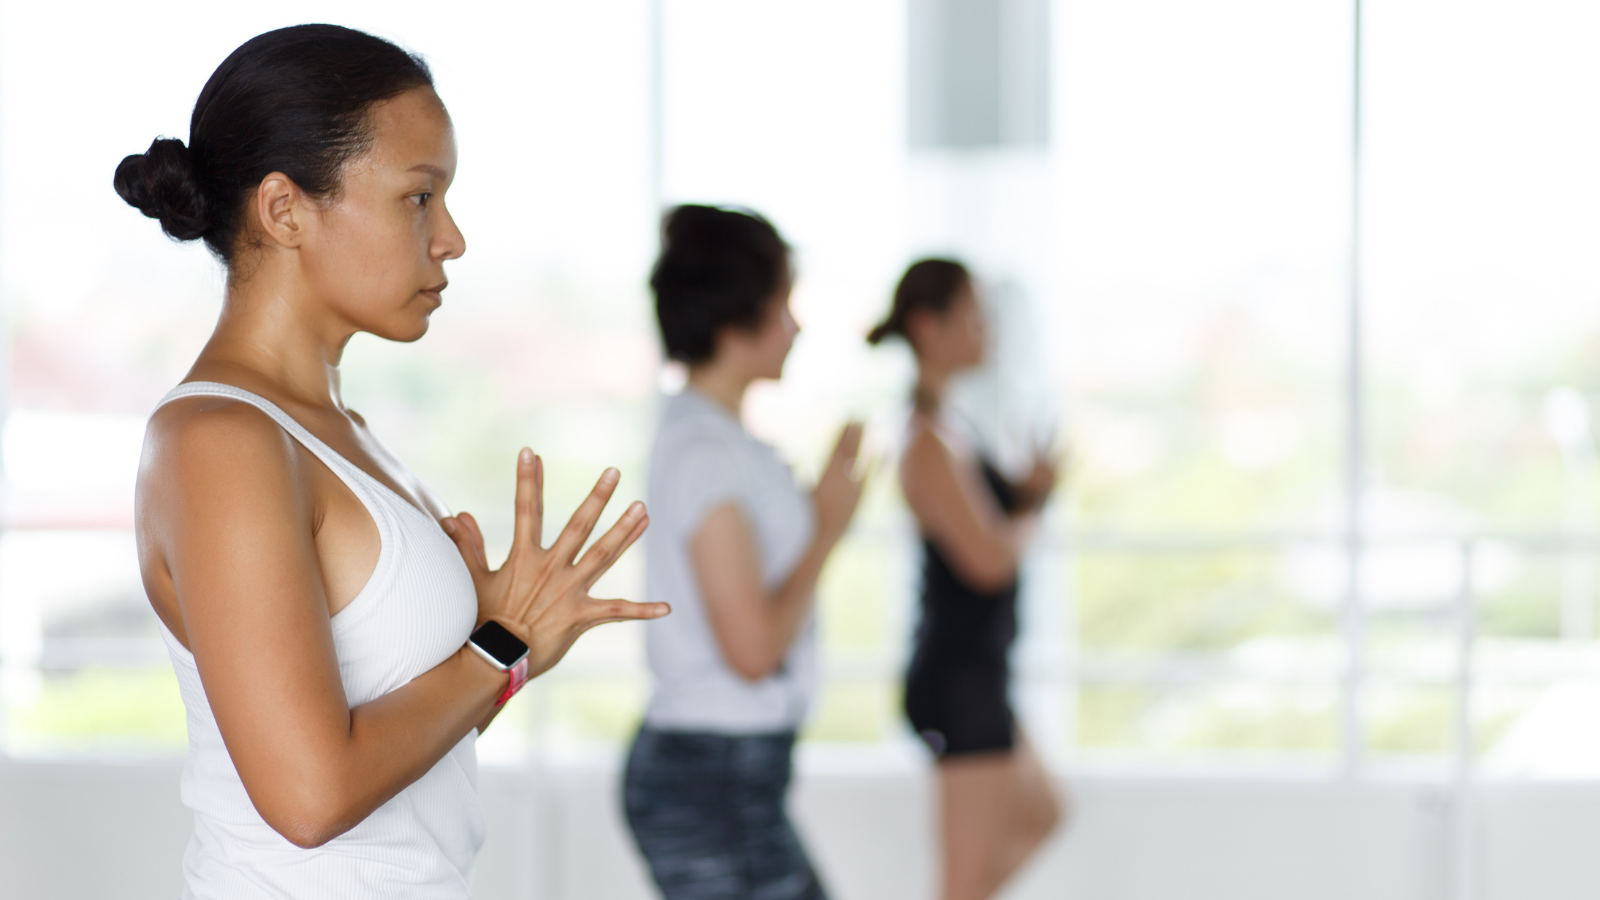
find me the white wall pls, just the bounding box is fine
[4,754,1596,900]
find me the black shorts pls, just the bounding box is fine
[903,658,1015,757]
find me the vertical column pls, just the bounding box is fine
[1341,0,1368,781]
[1450,538,1477,900]
[0,10,10,754]
[647,0,665,223]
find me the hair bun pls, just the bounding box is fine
[114,138,208,242]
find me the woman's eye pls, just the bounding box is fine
[411,192,432,208]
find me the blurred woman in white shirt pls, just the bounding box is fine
[623,205,866,900]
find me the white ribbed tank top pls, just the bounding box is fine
[151,382,484,900]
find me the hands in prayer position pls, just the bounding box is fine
[443,448,669,681]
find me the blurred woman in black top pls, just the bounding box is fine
[868,259,1064,900]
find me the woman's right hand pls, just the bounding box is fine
[1016,452,1062,511]
[443,448,668,679]
[812,422,868,547]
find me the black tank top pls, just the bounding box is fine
[911,458,1022,667]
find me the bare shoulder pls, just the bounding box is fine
[148,395,292,460]
[901,418,957,482]
[138,395,314,637]
[143,395,304,500]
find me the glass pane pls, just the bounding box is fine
[536,675,650,749]
[1076,550,1338,657]
[0,529,179,755]
[1476,546,1600,643]
[1367,605,1458,685]
[1076,682,1339,758]
[802,679,900,745]
[1366,0,1600,533]
[1364,683,1454,759]
[4,669,186,757]
[1056,0,1350,531]
[1478,680,1600,778]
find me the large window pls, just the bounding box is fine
[1363,0,1600,777]
[1053,0,1351,766]
[4,0,1600,791]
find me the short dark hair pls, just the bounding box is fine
[650,205,790,365]
[867,258,972,345]
[113,24,434,264]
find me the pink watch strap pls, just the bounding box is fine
[495,656,530,707]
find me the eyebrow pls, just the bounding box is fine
[407,164,450,178]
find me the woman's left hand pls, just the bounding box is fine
[1017,445,1067,511]
[441,449,668,679]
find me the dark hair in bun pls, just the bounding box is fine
[651,205,790,365]
[867,258,971,345]
[113,24,433,264]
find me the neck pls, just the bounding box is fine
[914,362,953,414]
[687,361,753,418]
[190,270,354,411]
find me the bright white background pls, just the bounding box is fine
[6,1,1600,898]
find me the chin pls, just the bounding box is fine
[373,315,433,344]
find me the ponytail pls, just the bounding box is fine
[866,258,971,346]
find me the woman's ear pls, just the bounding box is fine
[902,307,934,351]
[251,172,309,249]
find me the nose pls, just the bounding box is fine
[435,203,467,262]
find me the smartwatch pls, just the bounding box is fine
[467,620,531,706]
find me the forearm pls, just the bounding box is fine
[754,535,835,672]
[277,648,505,846]
[1002,511,1041,556]
[476,704,506,735]
[940,512,1040,592]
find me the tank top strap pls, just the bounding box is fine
[155,381,376,499]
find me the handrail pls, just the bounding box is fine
[13,525,1595,900]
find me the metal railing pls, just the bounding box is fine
[12,526,1600,900]
[1064,530,1600,900]
[543,527,1600,900]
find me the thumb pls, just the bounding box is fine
[442,514,490,580]
[836,421,865,459]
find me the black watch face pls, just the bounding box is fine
[471,620,529,667]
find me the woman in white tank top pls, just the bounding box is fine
[117,26,667,898]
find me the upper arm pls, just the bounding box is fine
[660,436,774,680]
[142,402,353,832]
[688,502,774,680]
[899,430,1019,591]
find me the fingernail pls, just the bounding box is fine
[442,519,456,534]
[520,448,534,464]
[627,501,645,518]
[603,467,620,483]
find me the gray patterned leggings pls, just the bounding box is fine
[623,727,828,900]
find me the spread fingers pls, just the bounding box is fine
[510,449,544,554]
[575,502,649,588]
[550,468,622,565]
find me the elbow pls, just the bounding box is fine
[255,782,360,849]
[970,567,1018,594]
[951,555,1018,594]
[277,819,344,851]
[263,807,352,849]
[729,656,780,683]
[725,646,781,682]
